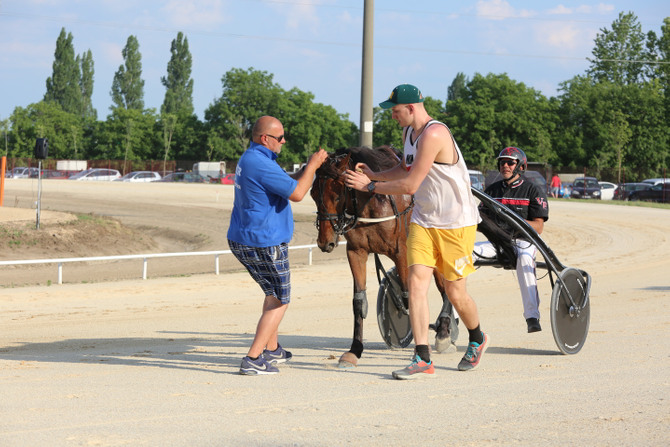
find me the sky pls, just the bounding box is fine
[0,0,667,127]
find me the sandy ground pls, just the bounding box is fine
[0,178,669,446]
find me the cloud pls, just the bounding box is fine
[0,41,53,69]
[162,0,230,29]
[476,0,516,20]
[548,5,573,15]
[282,2,320,33]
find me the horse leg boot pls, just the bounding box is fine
[434,293,458,353]
[339,290,368,368]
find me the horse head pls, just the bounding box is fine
[310,151,352,253]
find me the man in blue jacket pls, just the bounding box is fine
[228,115,327,375]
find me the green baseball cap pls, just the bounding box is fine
[379,84,424,109]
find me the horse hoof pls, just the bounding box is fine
[338,352,358,368]
[435,336,457,354]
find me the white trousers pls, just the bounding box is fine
[473,239,540,320]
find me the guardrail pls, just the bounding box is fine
[0,244,318,285]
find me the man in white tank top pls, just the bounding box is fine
[344,84,489,379]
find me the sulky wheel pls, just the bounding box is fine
[376,267,413,348]
[550,267,591,355]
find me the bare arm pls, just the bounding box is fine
[527,217,544,234]
[289,148,328,202]
[344,125,451,195]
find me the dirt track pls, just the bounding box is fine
[0,178,669,446]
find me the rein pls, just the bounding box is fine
[314,153,414,236]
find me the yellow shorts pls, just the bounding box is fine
[407,223,477,281]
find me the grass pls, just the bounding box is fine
[550,197,670,210]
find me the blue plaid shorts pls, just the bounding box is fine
[228,240,291,304]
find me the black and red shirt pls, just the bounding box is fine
[482,176,549,237]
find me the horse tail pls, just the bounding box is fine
[476,211,518,269]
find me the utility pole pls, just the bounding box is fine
[359,0,373,148]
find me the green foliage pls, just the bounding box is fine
[161,32,194,118]
[372,107,402,149]
[91,107,160,160]
[79,49,96,120]
[448,72,469,102]
[443,73,558,170]
[111,35,145,110]
[2,15,668,179]
[44,28,83,116]
[588,12,647,85]
[9,101,84,159]
[204,67,356,167]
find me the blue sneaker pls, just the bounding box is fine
[239,356,279,375]
[262,344,293,364]
[458,332,489,371]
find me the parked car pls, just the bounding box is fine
[570,177,601,199]
[159,172,206,183]
[29,169,70,179]
[641,178,670,187]
[613,182,651,201]
[524,171,548,194]
[220,173,236,185]
[115,171,162,182]
[598,181,618,200]
[69,168,121,181]
[468,169,485,191]
[627,183,670,203]
[9,167,30,178]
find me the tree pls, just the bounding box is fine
[443,73,557,169]
[205,68,284,161]
[92,108,160,161]
[79,49,96,120]
[447,72,469,102]
[587,12,647,85]
[44,28,82,115]
[161,32,194,117]
[111,35,145,110]
[9,102,82,159]
[1,117,9,156]
[161,113,177,172]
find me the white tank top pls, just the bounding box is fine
[403,120,481,229]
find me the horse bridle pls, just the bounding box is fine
[314,154,414,236]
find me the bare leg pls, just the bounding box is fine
[408,264,434,346]
[247,295,288,358]
[443,277,479,331]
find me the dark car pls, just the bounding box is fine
[159,172,206,183]
[29,169,70,179]
[627,183,670,203]
[613,182,651,201]
[570,177,601,199]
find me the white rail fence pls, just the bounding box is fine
[0,244,318,285]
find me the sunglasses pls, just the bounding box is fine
[499,159,517,167]
[265,134,285,142]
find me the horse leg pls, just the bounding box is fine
[339,248,368,368]
[432,271,459,353]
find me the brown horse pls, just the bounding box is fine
[310,146,456,368]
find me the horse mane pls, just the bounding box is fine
[334,146,401,171]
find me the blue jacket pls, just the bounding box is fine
[227,142,298,247]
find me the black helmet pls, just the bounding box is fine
[497,146,527,171]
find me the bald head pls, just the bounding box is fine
[252,116,282,143]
